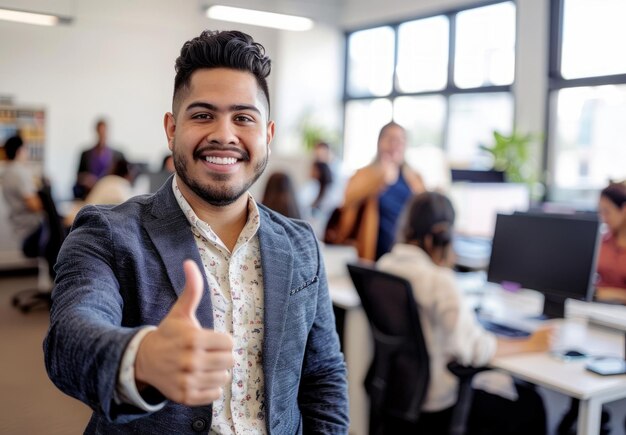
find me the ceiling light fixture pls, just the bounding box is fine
[0,7,72,26]
[206,5,313,31]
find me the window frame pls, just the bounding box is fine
[545,0,626,199]
[342,0,515,161]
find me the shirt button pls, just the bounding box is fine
[191,417,207,432]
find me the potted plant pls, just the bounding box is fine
[479,129,540,184]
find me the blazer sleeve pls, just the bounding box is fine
[43,206,152,423]
[298,235,350,433]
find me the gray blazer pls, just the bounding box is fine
[44,179,349,434]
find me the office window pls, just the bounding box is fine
[548,0,626,202]
[393,96,446,150]
[343,1,515,170]
[561,0,626,79]
[448,92,513,165]
[343,99,392,171]
[553,85,626,188]
[455,2,516,88]
[397,16,449,93]
[346,27,395,97]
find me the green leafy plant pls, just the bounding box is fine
[299,109,340,152]
[479,130,539,183]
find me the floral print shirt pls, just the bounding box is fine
[174,179,266,434]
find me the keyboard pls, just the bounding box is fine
[478,317,531,338]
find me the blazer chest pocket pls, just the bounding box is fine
[289,275,318,296]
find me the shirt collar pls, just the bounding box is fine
[172,177,261,252]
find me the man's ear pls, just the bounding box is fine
[266,120,275,153]
[164,112,176,151]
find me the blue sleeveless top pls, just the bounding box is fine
[376,171,412,259]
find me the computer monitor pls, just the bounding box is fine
[487,213,601,318]
[449,182,530,238]
[451,169,505,183]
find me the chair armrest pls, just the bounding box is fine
[446,361,490,380]
[446,362,491,435]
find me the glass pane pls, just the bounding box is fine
[393,95,446,148]
[397,16,449,92]
[347,27,395,97]
[395,96,449,190]
[552,85,626,189]
[455,2,516,89]
[343,99,393,172]
[561,0,626,79]
[447,92,513,166]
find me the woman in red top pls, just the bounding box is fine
[595,181,626,303]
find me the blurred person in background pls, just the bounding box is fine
[64,158,138,226]
[378,191,550,435]
[595,180,626,303]
[2,134,44,258]
[333,122,425,260]
[73,118,126,199]
[261,171,302,219]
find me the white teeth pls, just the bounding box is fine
[204,156,237,165]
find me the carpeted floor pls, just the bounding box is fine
[0,273,91,434]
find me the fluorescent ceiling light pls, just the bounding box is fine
[206,5,313,31]
[0,7,72,26]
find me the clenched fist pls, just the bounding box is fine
[135,260,234,406]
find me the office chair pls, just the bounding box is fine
[11,183,65,313]
[347,262,487,435]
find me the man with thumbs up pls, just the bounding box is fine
[44,30,348,434]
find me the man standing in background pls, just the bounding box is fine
[73,118,126,199]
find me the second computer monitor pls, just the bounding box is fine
[487,212,601,318]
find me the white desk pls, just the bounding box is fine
[468,281,626,435]
[327,262,626,435]
[491,324,626,435]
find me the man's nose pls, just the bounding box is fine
[207,119,238,145]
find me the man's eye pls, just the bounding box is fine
[235,115,254,123]
[192,113,211,120]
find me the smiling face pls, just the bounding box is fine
[165,67,274,208]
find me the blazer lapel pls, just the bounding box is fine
[258,211,294,408]
[142,178,213,327]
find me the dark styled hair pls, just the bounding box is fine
[173,30,271,116]
[262,172,301,219]
[4,134,24,160]
[601,181,626,209]
[400,192,455,249]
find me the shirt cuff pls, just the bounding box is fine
[114,326,166,412]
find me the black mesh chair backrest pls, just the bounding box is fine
[38,183,66,277]
[347,262,430,430]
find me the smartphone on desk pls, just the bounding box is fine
[586,357,626,376]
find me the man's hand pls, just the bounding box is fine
[135,260,234,406]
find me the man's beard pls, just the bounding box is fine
[173,145,268,207]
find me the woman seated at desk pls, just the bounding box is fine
[377,191,551,435]
[596,181,626,303]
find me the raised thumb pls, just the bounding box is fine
[173,259,204,327]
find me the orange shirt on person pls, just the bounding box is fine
[596,232,626,289]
